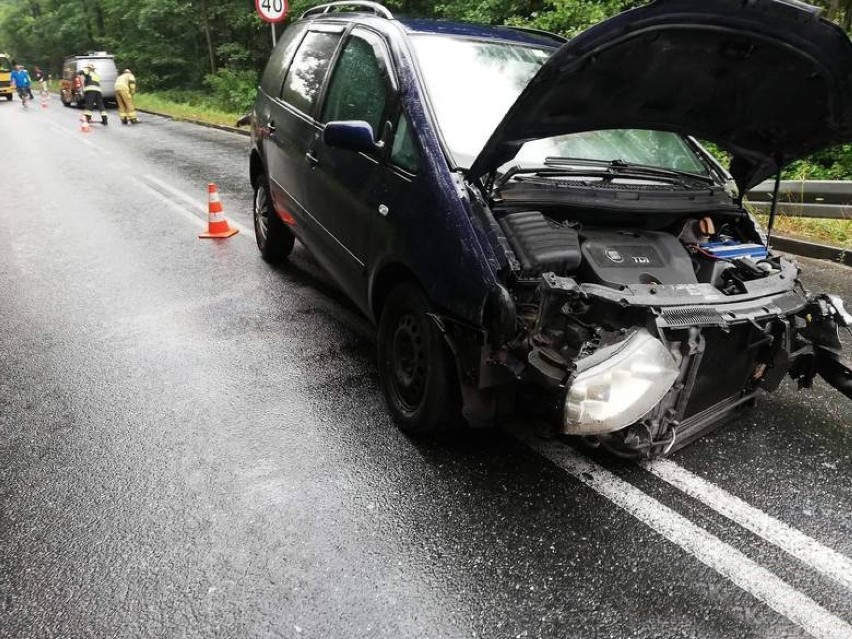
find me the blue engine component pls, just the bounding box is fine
[699,240,768,261]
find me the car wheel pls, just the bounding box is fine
[377,282,463,434]
[253,174,294,263]
[5,94,12,101]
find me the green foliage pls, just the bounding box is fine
[204,68,258,113]
[701,141,851,182]
[783,144,852,181]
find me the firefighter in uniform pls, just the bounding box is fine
[78,62,107,126]
[114,68,139,125]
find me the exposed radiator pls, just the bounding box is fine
[660,306,726,328]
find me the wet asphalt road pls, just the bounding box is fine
[0,97,850,639]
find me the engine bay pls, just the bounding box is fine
[494,208,781,294]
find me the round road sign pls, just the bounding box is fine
[256,0,288,23]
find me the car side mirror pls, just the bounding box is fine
[323,120,383,155]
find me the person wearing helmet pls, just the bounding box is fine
[114,68,139,125]
[78,62,107,125]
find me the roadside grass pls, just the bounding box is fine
[46,82,241,127]
[754,213,851,248]
[134,91,242,128]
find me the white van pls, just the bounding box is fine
[60,52,119,107]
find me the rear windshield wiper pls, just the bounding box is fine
[544,156,715,185]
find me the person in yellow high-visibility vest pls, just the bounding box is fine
[78,62,107,125]
[115,68,139,125]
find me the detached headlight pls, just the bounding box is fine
[563,329,679,435]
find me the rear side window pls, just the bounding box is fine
[280,31,341,115]
[260,23,306,96]
[321,32,388,137]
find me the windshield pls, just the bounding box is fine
[0,57,11,73]
[411,35,708,176]
[516,130,708,174]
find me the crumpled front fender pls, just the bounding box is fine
[792,294,852,399]
[816,351,852,399]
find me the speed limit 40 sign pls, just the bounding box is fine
[256,0,288,23]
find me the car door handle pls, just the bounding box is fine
[305,151,319,168]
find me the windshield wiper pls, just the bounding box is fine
[544,156,715,185]
[492,164,578,190]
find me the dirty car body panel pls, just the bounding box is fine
[249,0,852,456]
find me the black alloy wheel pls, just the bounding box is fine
[377,282,463,434]
[253,173,295,263]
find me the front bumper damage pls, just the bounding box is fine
[550,275,850,456]
[436,271,852,458]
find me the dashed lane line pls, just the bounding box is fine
[136,176,207,230]
[513,431,852,639]
[141,173,254,237]
[44,118,102,150]
[42,124,205,231]
[643,458,852,593]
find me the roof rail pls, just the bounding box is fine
[505,26,567,44]
[302,1,393,19]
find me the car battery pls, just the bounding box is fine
[699,241,768,261]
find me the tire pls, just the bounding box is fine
[377,282,463,434]
[253,174,294,263]
[5,94,12,101]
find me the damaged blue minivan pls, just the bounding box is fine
[249,0,852,456]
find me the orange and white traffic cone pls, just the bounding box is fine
[79,115,91,133]
[199,183,239,239]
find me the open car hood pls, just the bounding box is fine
[468,0,852,193]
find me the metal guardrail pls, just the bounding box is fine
[771,236,850,267]
[745,180,852,220]
[744,180,850,266]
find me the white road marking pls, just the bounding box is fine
[515,432,852,639]
[47,117,249,239]
[44,119,101,150]
[142,174,254,237]
[136,176,207,230]
[643,458,852,592]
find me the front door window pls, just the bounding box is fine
[321,31,388,139]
